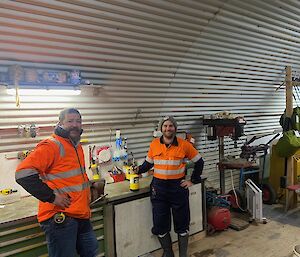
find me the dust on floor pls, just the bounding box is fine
[152,204,300,257]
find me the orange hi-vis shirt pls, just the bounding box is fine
[16,134,91,223]
[146,137,201,180]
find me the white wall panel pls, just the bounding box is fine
[0,0,297,190]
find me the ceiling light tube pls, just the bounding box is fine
[6,88,81,96]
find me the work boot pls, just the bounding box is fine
[157,233,174,257]
[178,233,189,257]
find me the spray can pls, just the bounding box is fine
[129,174,139,191]
[123,165,132,180]
[91,164,100,180]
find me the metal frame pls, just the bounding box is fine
[245,179,267,224]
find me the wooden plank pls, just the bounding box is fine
[285,66,297,211]
[286,66,293,117]
[104,204,115,257]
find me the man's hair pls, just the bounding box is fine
[160,116,177,131]
[59,108,81,123]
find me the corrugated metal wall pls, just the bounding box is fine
[0,0,297,189]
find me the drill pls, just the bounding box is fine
[0,189,18,195]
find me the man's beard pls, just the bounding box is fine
[69,128,81,143]
[163,131,175,139]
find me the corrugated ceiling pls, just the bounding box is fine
[1,0,298,189]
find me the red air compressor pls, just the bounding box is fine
[207,206,231,231]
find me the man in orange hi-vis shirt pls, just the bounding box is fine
[136,116,204,257]
[15,108,99,257]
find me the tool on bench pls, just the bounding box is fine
[90,193,108,206]
[240,133,280,161]
[240,133,280,204]
[0,189,18,195]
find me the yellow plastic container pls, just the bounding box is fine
[129,174,139,191]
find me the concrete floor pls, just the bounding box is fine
[150,204,300,257]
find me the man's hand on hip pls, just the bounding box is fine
[180,179,193,189]
[53,194,71,209]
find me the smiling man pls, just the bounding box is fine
[15,108,99,257]
[136,116,204,257]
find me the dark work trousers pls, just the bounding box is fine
[150,177,190,235]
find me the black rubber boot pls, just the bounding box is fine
[178,234,189,257]
[157,233,174,257]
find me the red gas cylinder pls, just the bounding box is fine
[207,206,231,231]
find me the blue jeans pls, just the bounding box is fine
[40,216,98,257]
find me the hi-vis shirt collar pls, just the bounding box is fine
[160,136,178,146]
[52,134,80,148]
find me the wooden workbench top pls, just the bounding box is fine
[0,176,152,225]
[219,158,258,169]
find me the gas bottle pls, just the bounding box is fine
[129,174,139,191]
[207,206,231,231]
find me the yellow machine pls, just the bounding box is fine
[269,145,300,200]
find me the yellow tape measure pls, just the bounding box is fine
[53,213,66,224]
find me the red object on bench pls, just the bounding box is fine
[287,184,300,191]
[110,173,125,182]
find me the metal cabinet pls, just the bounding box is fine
[114,183,203,257]
[0,217,47,257]
[115,197,159,257]
[0,205,106,257]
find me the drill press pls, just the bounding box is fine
[203,116,246,193]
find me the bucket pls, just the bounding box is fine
[293,245,300,257]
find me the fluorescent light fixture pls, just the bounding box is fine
[6,88,81,96]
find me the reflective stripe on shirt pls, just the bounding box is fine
[191,154,201,163]
[154,167,185,176]
[53,181,90,194]
[49,137,65,157]
[41,167,84,181]
[15,168,39,179]
[146,156,154,164]
[153,159,182,165]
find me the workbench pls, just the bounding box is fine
[0,176,152,225]
[0,176,205,257]
[218,158,259,193]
